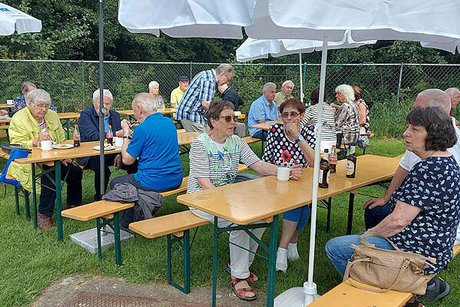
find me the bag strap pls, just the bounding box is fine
[360,231,401,251]
[344,258,413,293]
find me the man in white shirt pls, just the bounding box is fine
[364,89,460,240]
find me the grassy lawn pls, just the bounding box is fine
[1,138,459,306]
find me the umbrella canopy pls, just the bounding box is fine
[0,2,41,35]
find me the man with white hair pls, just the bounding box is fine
[248,82,279,140]
[445,87,460,116]
[77,89,136,200]
[274,80,294,107]
[175,63,234,132]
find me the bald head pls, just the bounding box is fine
[445,87,460,109]
[413,89,451,114]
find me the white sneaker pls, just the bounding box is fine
[287,242,300,261]
[276,247,288,272]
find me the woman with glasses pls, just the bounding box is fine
[262,98,315,273]
[187,100,302,302]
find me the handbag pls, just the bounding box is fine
[343,231,435,295]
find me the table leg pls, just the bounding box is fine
[31,164,38,228]
[114,212,122,265]
[211,216,218,307]
[347,192,355,235]
[55,161,63,241]
[266,215,279,307]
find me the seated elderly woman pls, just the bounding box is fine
[333,84,360,147]
[262,98,315,272]
[8,89,82,230]
[148,81,165,109]
[326,107,460,304]
[187,100,302,302]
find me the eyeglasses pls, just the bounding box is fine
[220,115,238,123]
[281,111,300,118]
[34,104,50,110]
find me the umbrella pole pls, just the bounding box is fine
[299,53,304,102]
[98,0,106,198]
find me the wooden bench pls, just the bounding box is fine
[129,210,210,293]
[310,245,460,307]
[242,136,261,144]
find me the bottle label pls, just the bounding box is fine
[346,161,355,176]
[319,169,330,184]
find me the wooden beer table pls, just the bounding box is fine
[176,155,400,307]
[118,108,177,117]
[250,120,282,155]
[0,104,14,109]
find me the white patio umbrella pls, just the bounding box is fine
[0,2,41,35]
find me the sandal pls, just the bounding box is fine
[230,278,257,301]
[225,263,259,283]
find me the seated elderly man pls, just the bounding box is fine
[248,82,279,140]
[445,87,460,116]
[8,89,82,229]
[77,89,137,200]
[12,81,56,115]
[170,76,189,108]
[274,80,294,107]
[110,93,183,226]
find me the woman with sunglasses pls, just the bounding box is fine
[262,98,315,273]
[187,100,303,302]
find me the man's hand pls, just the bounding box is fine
[61,159,72,166]
[121,119,132,135]
[290,164,302,180]
[114,154,122,170]
[201,100,210,110]
[364,197,388,210]
[0,110,7,116]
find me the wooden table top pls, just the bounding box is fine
[0,104,14,109]
[178,132,199,146]
[118,108,177,116]
[177,155,400,225]
[0,112,80,124]
[251,120,283,131]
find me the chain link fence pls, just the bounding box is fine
[1,60,459,136]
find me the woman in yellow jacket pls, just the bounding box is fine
[7,89,82,229]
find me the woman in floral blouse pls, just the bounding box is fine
[262,98,316,272]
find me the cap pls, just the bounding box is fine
[179,76,189,82]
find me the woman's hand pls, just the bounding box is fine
[290,164,302,180]
[284,122,301,139]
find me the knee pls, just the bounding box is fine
[325,237,341,260]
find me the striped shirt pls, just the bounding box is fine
[175,69,217,125]
[187,133,260,194]
[302,104,337,142]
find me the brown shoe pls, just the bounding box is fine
[37,213,52,230]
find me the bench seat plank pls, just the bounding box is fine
[61,200,134,221]
[129,210,210,239]
[242,136,261,144]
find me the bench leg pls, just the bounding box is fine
[167,230,191,294]
[31,164,38,228]
[14,186,20,216]
[96,218,103,260]
[347,192,355,235]
[113,212,122,266]
[24,190,31,221]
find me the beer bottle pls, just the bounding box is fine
[319,149,330,188]
[73,124,80,147]
[346,146,357,178]
[106,125,113,146]
[329,145,337,173]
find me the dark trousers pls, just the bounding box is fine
[364,202,393,229]
[39,163,83,217]
[252,130,267,141]
[87,154,137,200]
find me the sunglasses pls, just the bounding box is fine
[281,111,300,118]
[220,115,238,123]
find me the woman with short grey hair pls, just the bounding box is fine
[334,84,360,146]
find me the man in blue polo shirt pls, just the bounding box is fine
[248,82,279,140]
[113,92,183,192]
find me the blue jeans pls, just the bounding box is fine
[364,203,393,229]
[284,205,311,230]
[325,234,395,276]
[251,130,267,141]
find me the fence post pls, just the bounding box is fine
[397,63,404,103]
[189,62,193,79]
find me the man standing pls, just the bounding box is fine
[77,89,136,200]
[248,82,279,140]
[175,63,234,132]
[170,76,189,108]
[274,80,294,107]
[445,87,460,116]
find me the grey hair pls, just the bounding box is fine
[21,81,37,94]
[335,84,355,102]
[133,92,156,112]
[148,81,159,91]
[215,63,233,75]
[92,89,113,102]
[445,87,460,98]
[26,89,51,105]
[416,89,452,113]
[263,82,277,93]
[282,80,294,88]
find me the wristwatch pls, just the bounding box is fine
[123,135,132,140]
[294,135,304,144]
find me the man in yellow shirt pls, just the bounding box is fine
[170,76,189,108]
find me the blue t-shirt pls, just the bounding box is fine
[248,95,279,136]
[127,113,183,191]
[389,156,460,274]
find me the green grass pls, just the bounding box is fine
[0,138,459,307]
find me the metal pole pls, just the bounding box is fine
[98,0,106,197]
[397,63,404,103]
[299,53,304,102]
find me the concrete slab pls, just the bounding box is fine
[69,227,133,254]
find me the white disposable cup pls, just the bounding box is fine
[38,140,53,151]
[277,167,290,182]
[114,137,123,148]
[6,99,14,105]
